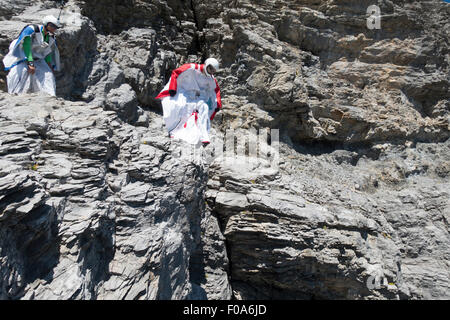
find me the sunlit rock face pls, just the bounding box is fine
[0,0,448,300]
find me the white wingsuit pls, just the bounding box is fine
[3,23,61,96]
[156,61,222,145]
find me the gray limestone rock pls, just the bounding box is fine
[0,92,229,300]
[105,84,139,123]
[0,0,449,301]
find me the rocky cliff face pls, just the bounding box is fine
[0,0,448,299]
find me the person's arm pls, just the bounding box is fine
[43,33,54,71]
[45,53,53,71]
[168,64,196,95]
[22,36,33,62]
[23,36,36,74]
[210,78,222,121]
[156,64,196,99]
[214,78,222,110]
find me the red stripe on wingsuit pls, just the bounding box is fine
[210,77,222,121]
[214,78,222,109]
[155,89,170,99]
[184,111,198,128]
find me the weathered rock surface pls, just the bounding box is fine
[207,139,449,299]
[0,0,449,300]
[0,93,231,299]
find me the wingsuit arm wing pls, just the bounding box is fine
[214,78,222,109]
[156,64,193,99]
[210,78,222,121]
[168,64,194,94]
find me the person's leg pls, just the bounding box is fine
[197,101,210,144]
[172,98,203,145]
[162,96,182,136]
[34,60,56,96]
[7,63,30,94]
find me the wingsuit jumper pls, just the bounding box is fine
[3,15,61,96]
[156,58,222,146]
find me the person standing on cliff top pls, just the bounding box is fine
[3,15,61,96]
[155,58,222,146]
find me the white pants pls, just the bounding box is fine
[162,91,211,145]
[6,59,56,96]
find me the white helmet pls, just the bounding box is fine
[42,15,61,28]
[204,58,219,76]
